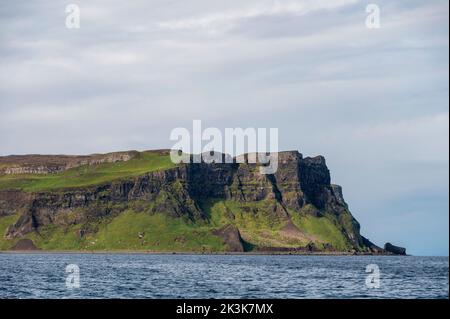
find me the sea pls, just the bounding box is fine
[0,254,448,299]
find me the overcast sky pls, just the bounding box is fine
[0,0,448,255]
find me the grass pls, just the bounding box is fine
[0,152,176,192]
[0,193,353,252]
[0,201,353,251]
[206,200,285,229]
[289,205,350,251]
[205,200,302,248]
[0,214,19,250]
[0,210,227,252]
[203,200,353,250]
[25,224,85,250]
[0,150,358,252]
[91,211,226,251]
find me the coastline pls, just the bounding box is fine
[0,250,404,256]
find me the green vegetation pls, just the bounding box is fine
[0,150,359,252]
[203,200,352,250]
[92,211,225,251]
[0,200,353,252]
[0,210,227,252]
[0,200,350,252]
[0,152,175,192]
[204,199,290,247]
[0,214,19,250]
[289,205,351,250]
[24,224,85,250]
[206,200,285,229]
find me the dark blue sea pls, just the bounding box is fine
[0,254,447,299]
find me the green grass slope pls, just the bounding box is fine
[204,200,352,251]
[0,214,19,250]
[0,151,175,192]
[0,210,227,252]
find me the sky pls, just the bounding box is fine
[0,0,448,255]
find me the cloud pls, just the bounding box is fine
[157,0,358,31]
[353,113,449,162]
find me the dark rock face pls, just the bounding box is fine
[361,236,385,254]
[0,190,33,217]
[298,156,330,209]
[384,242,406,255]
[0,150,391,253]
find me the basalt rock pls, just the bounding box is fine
[361,236,385,254]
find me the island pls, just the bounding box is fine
[0,150,405,254]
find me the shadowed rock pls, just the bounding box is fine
[384,242,406,255]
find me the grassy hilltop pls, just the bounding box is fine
[0,151,175,192]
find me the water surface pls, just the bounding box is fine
[0,254,447,298]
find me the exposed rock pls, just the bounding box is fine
[279,220,309,241]
[212,225,244,252]
[384,242,406,255]
[10,239,39,250]
[306,242,318,252]
[361,236,385,254]
[0,151,138,175]
[0,190,33,217]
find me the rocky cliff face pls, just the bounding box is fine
[0,150,388,253]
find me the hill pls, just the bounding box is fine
[0,149,399,254]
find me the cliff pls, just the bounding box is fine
[0,149,395,254]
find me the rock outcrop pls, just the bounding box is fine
[0,151,138,175]
[384,242,407,255]
[212,225,244,252]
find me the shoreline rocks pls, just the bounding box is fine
[384,242,407,255]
